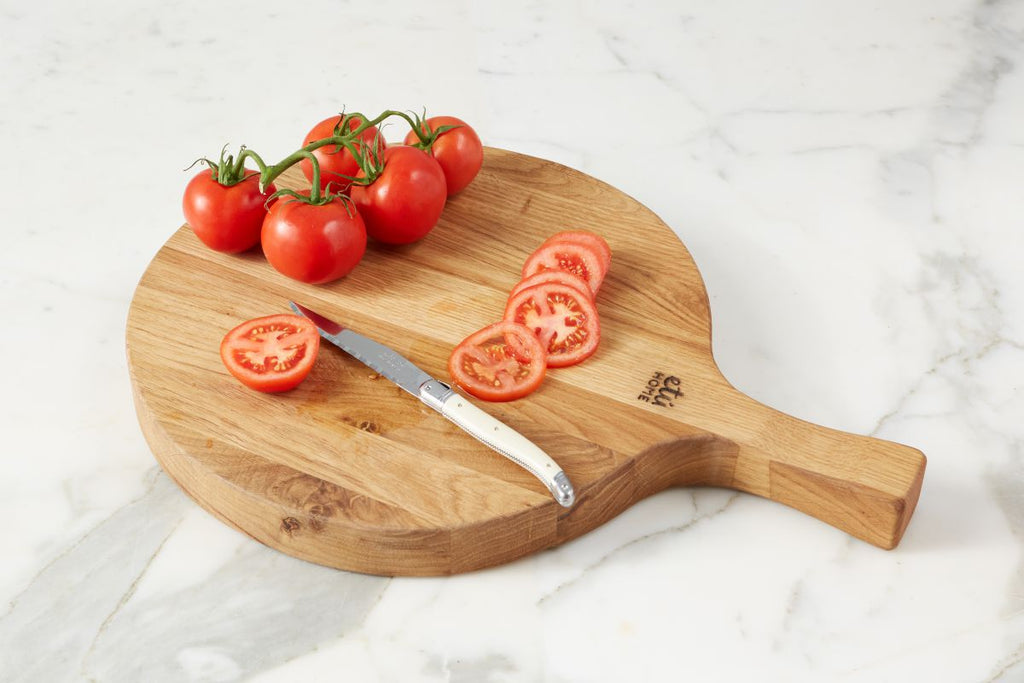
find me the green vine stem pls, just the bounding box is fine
[258,109,425,193]
[268,150,326,204]
[258,135,363,193]
[190,145,268,187]
[234,148,268,178]
[196,109,443,204]
[401,112,461,153]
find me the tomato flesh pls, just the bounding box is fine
[521,241,606,297]
[220,314,320,392]
[508,269,593,303]
[542,230,611,272]
[504,283,600,368]
[448,321,546,401]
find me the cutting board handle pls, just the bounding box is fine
[668,384,926,549]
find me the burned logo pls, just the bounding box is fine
[637,371,683,408]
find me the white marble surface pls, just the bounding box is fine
[2,1,1022,680]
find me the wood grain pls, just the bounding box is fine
[126,148,926,575]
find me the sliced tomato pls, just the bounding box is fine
[508,269,592,303]
[522,241,606,297]
[220,314,320,393]
[542,230,611,272]
[503,282,600,368]
[448,321,546,401]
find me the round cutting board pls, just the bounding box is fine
[126,148,926,576]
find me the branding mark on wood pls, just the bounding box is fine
[637,371,683,408]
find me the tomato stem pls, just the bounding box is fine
[191,145,270,187]
[349,137,386,186]
[403,114,462,153]
[196,110,433,193]
[303,151,322,203]
[236,148,267,176]
[258,109,419,192]
[345,109,418,138]
[190,107,471,210]
[259,136,351,192]
[272,150,324,203]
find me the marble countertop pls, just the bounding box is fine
[3,1,1022,681]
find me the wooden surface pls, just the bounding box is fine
[126,148,927,576]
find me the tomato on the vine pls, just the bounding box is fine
[350,145,447,245]
[261,194,367,284]
[182,170,276,253]
[404,116,483,196]
[448,321,547,401]
[220,314,320,393]
[504,282,601,367]
[300,114,385,194]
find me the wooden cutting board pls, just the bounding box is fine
[126,147,926,576]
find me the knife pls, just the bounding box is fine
[289,302,576,507]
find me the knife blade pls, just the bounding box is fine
[289,302,575,507]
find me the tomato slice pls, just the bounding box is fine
[508,269,593,302]
[503,282,600,368]
[220,314,320,393]
[542,230,612,272]
[448,321,547,401]
[522,241,606,297]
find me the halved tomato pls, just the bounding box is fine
[542,230,611,272]
[521,240,606,297]
[220,314,320,393]
[448,321,546,401]
[508,269,592,302]
[503,282,600,368]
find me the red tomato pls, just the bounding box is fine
[521,241,606,297]
[448,321,547,401]
[300,114,386,194]
[508,269,592,302]
[542,230,611,272]
[350,146,447,245]
[261,194,367,284]
[404,116,483,196]
[504,282,600,368]
[182,170,276,253]
[220,314,320,392]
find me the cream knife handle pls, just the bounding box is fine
[443,395,575,507]
[419,380,575,507]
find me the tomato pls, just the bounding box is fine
[404,116,483,196]
[504,282,601,368]
[350,146,448,245]
[300,114,386,194]
[542,230,611,272]
[182,170,276,253]
[508,269,592,303]
[521,241,606,297]
[261,194,367,284]
[220,314,320,392]
[448,321,547,401]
